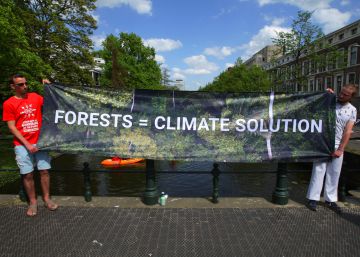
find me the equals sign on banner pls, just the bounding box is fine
[139,119,148,127]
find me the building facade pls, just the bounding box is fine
[244,45,282,67]
[261,19,360,97]
[90,57,105,86]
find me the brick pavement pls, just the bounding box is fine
[0,205,359,257]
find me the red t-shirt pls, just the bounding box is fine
[2,92,43,146]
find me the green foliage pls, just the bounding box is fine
[0,0,51,102]
[201,63,271,92]
[161,67,173,87]
[274,11,323,57]
[100,32,163,89]
[0,138,18,170]
[271,11,324,88]
[38,85,335,162]
[13,0,97,85]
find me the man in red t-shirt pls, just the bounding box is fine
[2,74,58,217]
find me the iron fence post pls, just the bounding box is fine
[83,162,92,202]
[143,159,159,205]
[272,162,289,205]
[211,163,220,204]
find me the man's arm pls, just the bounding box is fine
[7,120,38,153]
[332,121,355,158]
[42,79,51,85]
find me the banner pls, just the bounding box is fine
[38,84,335,162]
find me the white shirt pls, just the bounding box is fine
[335,102,357,146]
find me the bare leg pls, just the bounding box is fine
[39,170,58,210]
[39,170,50,202]
[23,172,37,216]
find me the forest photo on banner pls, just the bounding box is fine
[38,84,335,162]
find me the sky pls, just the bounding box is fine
[91,0,360,91]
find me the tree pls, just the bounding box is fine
[271,11,324,90]
[161,67,173,87]
[14,0,97,85]
[200,63,271,92]
[100,32,163,89]
[0,0,51,103]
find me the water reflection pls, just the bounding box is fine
[0,151,358,203]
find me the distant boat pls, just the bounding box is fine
[101,157,144,168]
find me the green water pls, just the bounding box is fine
[0,137,358,199]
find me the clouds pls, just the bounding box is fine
[143,38,183,52]
[257,0,352,34]
[91,0,357,90]
[204,46,237,59]
[257,0,332,10]
[239,19,290,60]
[172,69,186,80]
[155,54,165,64]
[90,34,106,49]
[183,55,219,75]
[169,55,220,84]
[143,39,220,79]
[96,0,152,14]
[313,8,351,34]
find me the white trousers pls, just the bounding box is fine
[306,155,344,202]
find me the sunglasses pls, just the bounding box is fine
[15,82,27,87]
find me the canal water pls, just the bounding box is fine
[0,138,358,204]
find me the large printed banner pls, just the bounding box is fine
[38,84,335,162]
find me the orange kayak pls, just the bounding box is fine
[101,158,145,167]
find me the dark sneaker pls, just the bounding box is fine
[325,201,342,214]
[306,200,317,211]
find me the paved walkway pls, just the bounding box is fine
[0,194,359,257]
[0,126,358,257]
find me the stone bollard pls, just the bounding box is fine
[83,162,92,202]
[272,162,289,205]
[143,159,159,205]
[211,163,220,204]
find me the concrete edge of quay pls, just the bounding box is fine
[1,193,359,209]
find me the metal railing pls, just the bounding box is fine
[1,156,358,205]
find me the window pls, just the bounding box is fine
[339,33,344,40]
[350,46,358,66]
[285,67,289,80]
[317,78,324,91]
[326,77,333,90]
[336,75,343,95]
[310,61,316,74]
[317,55,326,72]
[303,61,309,75]
[327,53,336,71]
[297,83,302,92]
[328,38,333,44]
[303,84,308,92]
[348,73,356,84]
[351,27,357,35]
[337,48,345,69]
[309,79,314,92]
[318,42,323,50]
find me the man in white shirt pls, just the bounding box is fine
[307,84,358,213]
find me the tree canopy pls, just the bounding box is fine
[0,0,51,102]
[99,32,163,90]
[15,0,97,85]
[271,11,324,89]
[201,62,271,92]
